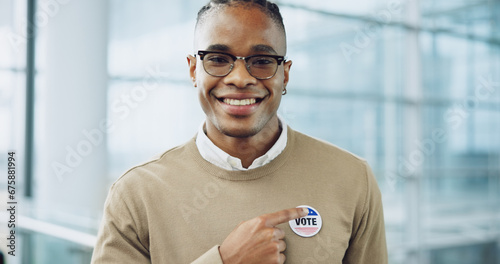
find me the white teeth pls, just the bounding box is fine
[223,98,257,106]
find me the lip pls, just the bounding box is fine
[216,93,264,100]
[215,94,265,116]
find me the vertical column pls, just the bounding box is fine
[24,0,36,198]
[36,0,109,230]
[403,0,423,263]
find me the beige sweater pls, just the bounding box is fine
[91,128,387,263]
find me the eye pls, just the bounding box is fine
[251,57,276,67]
[205,54,231,65]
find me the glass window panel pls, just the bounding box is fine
[107,80,203,177]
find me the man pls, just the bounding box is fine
[91,0,387,263]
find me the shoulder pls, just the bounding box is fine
[288,129,377,194]
[110,138,196,192]
[291,129,367,167]
[290,129,382,212]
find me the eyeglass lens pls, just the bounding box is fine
[202,53,278,79]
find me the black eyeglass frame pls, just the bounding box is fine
[196,50,287,80]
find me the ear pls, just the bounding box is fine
[187,55,197,87]
[283,60,292,88]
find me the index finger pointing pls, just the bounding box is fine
[265,207,309,227]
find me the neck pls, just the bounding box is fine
[205,116,282,168]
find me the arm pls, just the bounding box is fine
[91,183,225,264]
[91,183,150,263]
[343,163,388,264]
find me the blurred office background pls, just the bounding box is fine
[1,0,499,263]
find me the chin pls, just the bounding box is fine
[209,113,275,139]
[219,126,260,138]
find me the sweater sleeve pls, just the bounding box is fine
[343,162,388,264]
[91,183,151,263]
[91,182,225,264]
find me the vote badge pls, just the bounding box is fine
[289,205,322,237]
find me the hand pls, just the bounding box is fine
[219,207,309,264]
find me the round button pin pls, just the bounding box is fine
[289,205,322,237]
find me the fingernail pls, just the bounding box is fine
[301,207,309,216]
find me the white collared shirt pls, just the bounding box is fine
[195,117,288,171]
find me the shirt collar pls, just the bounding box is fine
[195,117,288,171]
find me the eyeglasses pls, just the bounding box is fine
[196,50,286,80]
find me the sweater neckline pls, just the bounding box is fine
[187,127,296,181]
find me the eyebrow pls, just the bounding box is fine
[205,44,278,55]
[206,44,230,52]
[251,44,278,55]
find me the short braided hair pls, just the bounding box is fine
[196,0,286,35]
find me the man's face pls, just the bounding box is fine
[188,5,292,139]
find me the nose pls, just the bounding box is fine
[223,59,257,88]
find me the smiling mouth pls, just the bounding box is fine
[218,98,263,106]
